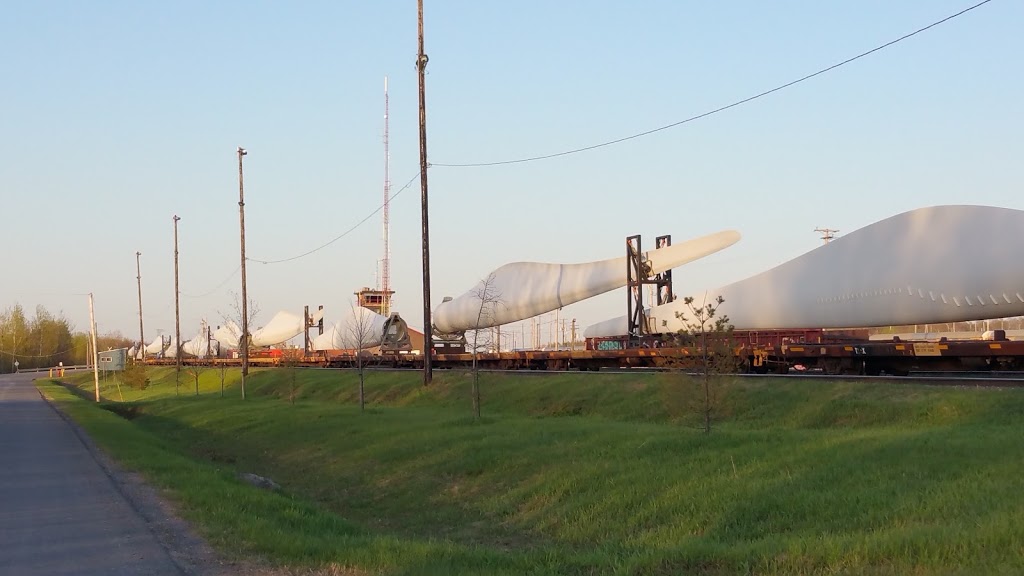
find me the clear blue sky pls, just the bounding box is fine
[2,1,1021,344]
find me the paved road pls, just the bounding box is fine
[0,371,182,575]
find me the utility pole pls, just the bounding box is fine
[815,227,838,245]
[136,251,144,359]
[238,146,249,399]
[173,215,182,383]
[417,0,433,384]
[88,293,99,402]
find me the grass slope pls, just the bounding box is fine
[48,367,1024,575]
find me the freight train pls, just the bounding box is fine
[143,204,1024,375]
[144,326,1024,375]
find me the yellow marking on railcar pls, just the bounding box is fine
[990,343,1003,350]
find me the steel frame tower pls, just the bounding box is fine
[382,76,392,316]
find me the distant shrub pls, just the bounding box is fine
[122,362,150,390]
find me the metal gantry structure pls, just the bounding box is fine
[303,305,324,354]
[626,234,675,342]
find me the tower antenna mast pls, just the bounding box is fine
[382,76,392,316]
[815,227,839,245]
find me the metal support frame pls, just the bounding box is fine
[626,235,646,339]
[303,305,324,354]
[303,306,309,354]
[654,235,674,306]
[380,313,414,353]
[626,234,676,342]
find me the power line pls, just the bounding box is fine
[181,266,240,299]
[247,170,422,265]
[0,346,82,359]
[4,291,92,298]
[432,0,995,168]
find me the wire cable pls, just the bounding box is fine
[247,170,422,265]
[181,266,240,298]
[5,291,92,298]
[0,345,83,359]
[431,0,994,168]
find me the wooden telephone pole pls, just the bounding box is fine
[238,147,249,399]
[89,293,99,402]
[136,251,144,358]
[173,216,181,380]
[417,0,433,384]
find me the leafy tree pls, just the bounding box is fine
[671,295,738,434]
[121,362,150,390]
[70,333,91,366]
[0,304,76,372]
[95,331,133,353]
[0,305,29,372]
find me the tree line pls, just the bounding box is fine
[0,304,132,373]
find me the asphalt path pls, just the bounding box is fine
[0,371,182,575]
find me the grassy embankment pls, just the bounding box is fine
[41,366,1024,575]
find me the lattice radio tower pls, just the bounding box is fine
[815,227,838,245]
[381,76,392,315]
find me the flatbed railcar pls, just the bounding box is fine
[585,329,1024,375]
[586,329,871,351]
[751,336,1024,375]
[144,347,708,371]
[141,330,1024,374]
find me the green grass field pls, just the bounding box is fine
[41,366,1024,575]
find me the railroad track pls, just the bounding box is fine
[284,365,1024,386]
[744,371,1024,386]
